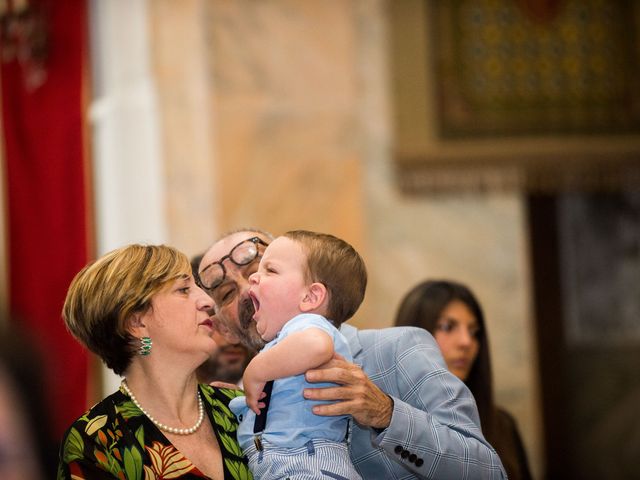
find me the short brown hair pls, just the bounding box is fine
[62,244,191,375]
[284,230,367,325]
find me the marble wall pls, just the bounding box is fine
[149,0,541,476]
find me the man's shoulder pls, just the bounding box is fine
[342,324,439,364]
[344,325,448,391]
[345,323,436,346]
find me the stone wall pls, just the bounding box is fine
[148,1,541,476]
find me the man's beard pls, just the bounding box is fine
[236,296,267,351]
[213,347,253,384]
[214,364,245,385]
[196,345,254,385]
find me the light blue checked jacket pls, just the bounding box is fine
[341,324,507,479]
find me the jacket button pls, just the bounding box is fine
[401,449,410,459]
[415,458,424,467]
[409,454,417,463]
[394,445,403,455]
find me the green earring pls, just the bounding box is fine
[138,337,152,356]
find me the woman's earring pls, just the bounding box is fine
[138,337,152,356]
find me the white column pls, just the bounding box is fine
[88,0,166,394]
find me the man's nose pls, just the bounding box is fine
[225,266,252,289]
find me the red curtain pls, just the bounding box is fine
[1,0,91,438]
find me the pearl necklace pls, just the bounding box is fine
[121,380,204,435]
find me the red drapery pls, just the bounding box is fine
[1,0,91,438]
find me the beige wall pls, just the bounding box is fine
[149,1,542,476]
[149,0,218,256]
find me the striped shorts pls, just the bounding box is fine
[244,438,362,479]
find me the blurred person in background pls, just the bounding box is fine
[0,319,56,480]
[196,328,254,387]
[395,279,532,480]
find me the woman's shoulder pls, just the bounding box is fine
[494,406,528,449]
[59,389,133,468]
[494,406,533,480]
[62,390,125,434]
[495,406,519,429]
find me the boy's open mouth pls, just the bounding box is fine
[248,290,260,317]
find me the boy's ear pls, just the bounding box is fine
[300,282,327,312]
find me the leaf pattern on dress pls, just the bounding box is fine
[212,408,235,432]
[62,427,84,464]
[58,387,252,480]
[209,389,240,419]
[143,464,158,480]
[225,458,253,480]
[145,441,194,478]
[85,414,108,436]
[219,431,244,458]
[123,445,143,480]
[135,424,145,448]
[93,445,122,477]
[217,387,245,401]
[117,399,145,420]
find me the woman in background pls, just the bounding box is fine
[395,279,532,480]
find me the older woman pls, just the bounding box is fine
[58,244,252,479]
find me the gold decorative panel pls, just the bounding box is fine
[435,0,639,138]
[391,0,640,192]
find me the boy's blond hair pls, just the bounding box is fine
[284,230,367,325]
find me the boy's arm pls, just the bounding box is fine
[243,327,334,413]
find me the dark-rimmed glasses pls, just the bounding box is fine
[197,237,268,291]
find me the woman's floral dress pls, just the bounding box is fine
[57,384,252,479]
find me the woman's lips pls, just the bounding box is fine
[449,358,471,369]
[199,318,213,328]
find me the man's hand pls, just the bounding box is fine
[303,355,393,429]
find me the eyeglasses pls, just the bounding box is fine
[197,236,268,291]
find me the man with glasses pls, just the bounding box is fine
[198,231,273,352]
[191,252,255,386]
[198,229,506,479]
